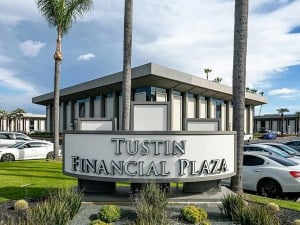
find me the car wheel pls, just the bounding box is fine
[1,153,15,162]
[257,178,282,198]
[46,152,55,160]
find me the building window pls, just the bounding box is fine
[79,102,85,118]
[135,86,167,101]
[260,120,266,131]
[29,119,34,131]
[214,99,224,119]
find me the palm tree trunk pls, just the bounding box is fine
[231,0,249,194]
[122,0,133,131]
[53,28,63,159]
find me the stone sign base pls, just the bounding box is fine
[78,179,116,193]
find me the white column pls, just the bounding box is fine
[187,97,196,118]
[199,98,207,118]
[94,98,101,117]
[105,97,114,118]
[172,95,182,131]
[85,100,90,118]
[221,103,226,131]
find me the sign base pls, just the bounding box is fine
[78,179,116,193]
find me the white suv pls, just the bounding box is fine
[0,132,31,147]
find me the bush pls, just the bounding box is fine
[89,219,112,225]
[28,188,83,225]
[134,183,170,225]
[14,199,29,211]
[220,194,247,221]
[181,205,210,224]
[266,202,280,212]
[97,205,121,223]
[238,205,279,225]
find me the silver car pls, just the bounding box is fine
[244,143,300,164]
[222,152,300,198]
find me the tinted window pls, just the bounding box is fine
[271,144,297,155]
[244,155,265,166]
[27,142,48,148]
[294,141,300,146]
[267,156,298,167]
[9,142,25,148]
[15,134,29,140]
[0,134,9,139]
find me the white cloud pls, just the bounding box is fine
[0,68,37,93]
[0,54,12,63]
[0,1,39,25]
[269,88,298,96]
[19,40,46,58]
[77,53,95,61]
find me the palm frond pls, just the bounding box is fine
[36,0,93,35]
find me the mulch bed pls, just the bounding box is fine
[0,199,299,225]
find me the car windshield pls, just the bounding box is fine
[263,145,291,158]
[8,142,25,148]
[267,155,298,167]
[275,144,298,155]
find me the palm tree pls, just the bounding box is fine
[36,0,93,159]
[212,77,222,83]
[122,0,133,131]
[0,109,8,131]
[204,68,212,80]
[13,108,25,131]
[231,0,249,194]
[7,111,16,132]
[277,108,289,135]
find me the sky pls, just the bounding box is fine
[0,0,300,116]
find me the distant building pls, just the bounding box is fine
[32,63,267,133]
[0,113,46,133]
[254,114,300,134]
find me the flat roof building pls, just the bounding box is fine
[254,114,300,135]
[32,63,267,133]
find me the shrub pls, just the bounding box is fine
[89,219,112,225]
[14,199,29,211]
[219,194,246,221]
[293,219,300,225]
[238,205,279,225]
[97,205,121,223]
[181,205,210,224]
[28,188,83,225]
[134,183,170,225]
[266,202,280,212]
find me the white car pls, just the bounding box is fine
[0,140,60,162]
[223,152,300,198]
[0,132,31,147]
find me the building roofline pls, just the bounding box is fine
[32,62,267,106]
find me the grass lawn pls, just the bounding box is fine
[0,159,76,202]
[245,194,300,211]
[1,160,299,212]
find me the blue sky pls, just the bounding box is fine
[0,0,300,115]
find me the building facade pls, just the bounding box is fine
[33,63,267,133]
[0,113,46,133]
[254,114,300,135]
